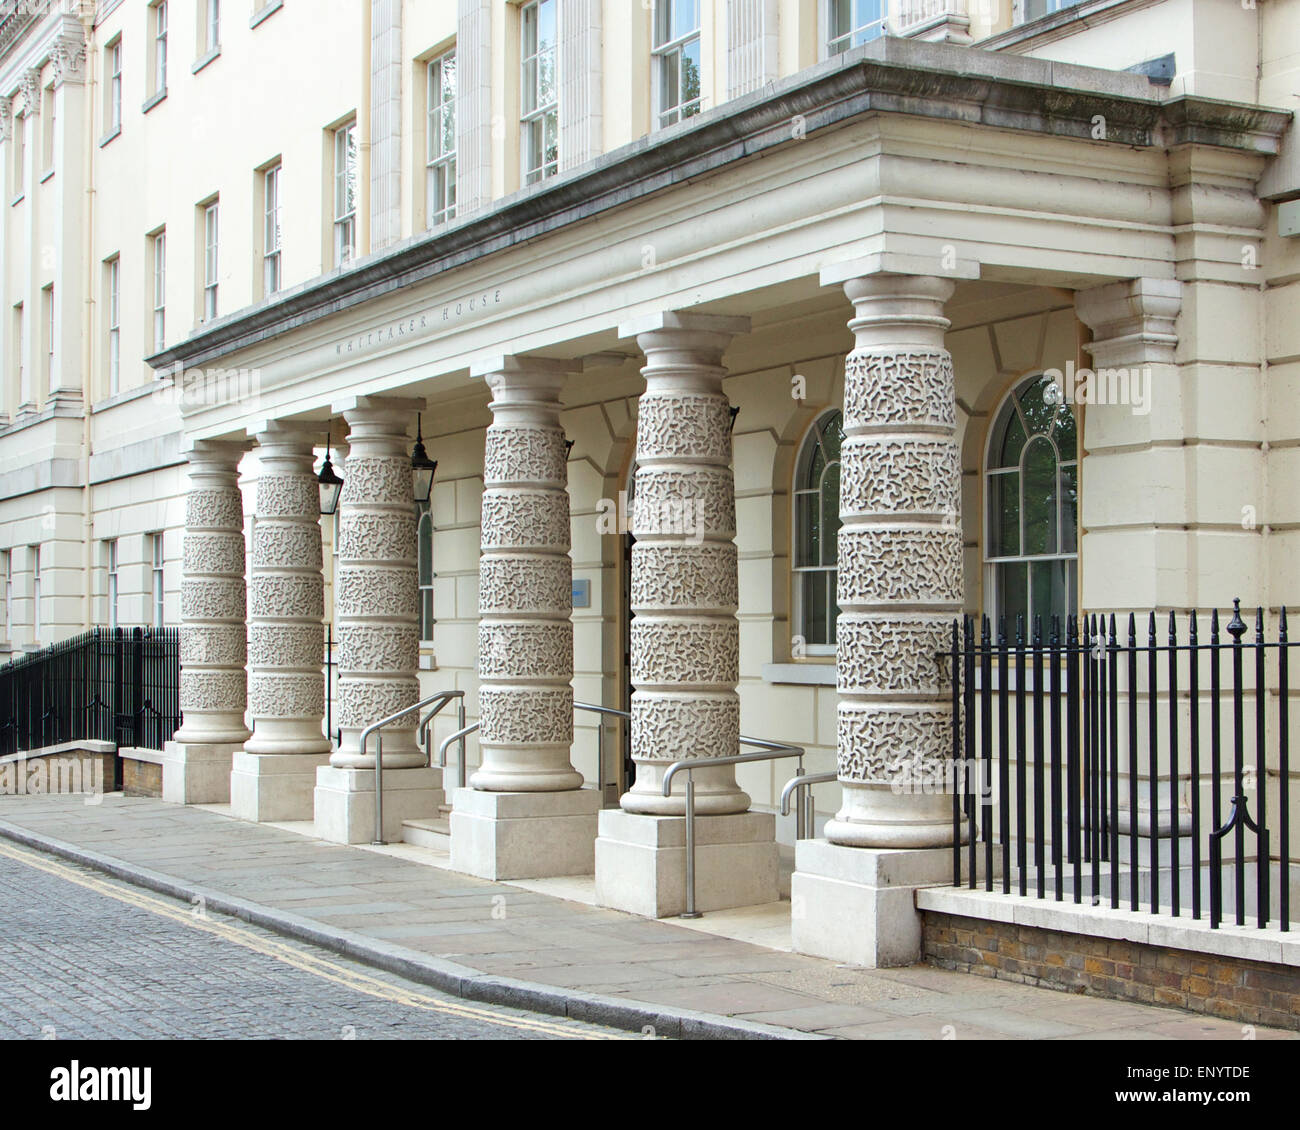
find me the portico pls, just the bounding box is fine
[145,37,1290,965]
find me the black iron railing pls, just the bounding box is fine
[0,627,182,759]
[948,599,1294,932]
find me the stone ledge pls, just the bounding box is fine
[917,886,1300,967]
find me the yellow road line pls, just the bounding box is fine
[0,840,626,1040]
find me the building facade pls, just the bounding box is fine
[0,0,1297,965]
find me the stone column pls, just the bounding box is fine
[314,397,443,843]
[595,311,779,918]
[230,423,331,822]
[449,356,602,880]
[161,440,250,805]
[792,267,971,968]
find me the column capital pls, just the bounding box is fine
[618,310,751,341]
[182,437,252,468]
[17,69,40,117]
[1076,277,1182,367]
[836,273,956,353]
[0,98,12,144]
[247,419,322,452]
[50,31,87,88]
[470,354,576,380]
[331,394,425,423]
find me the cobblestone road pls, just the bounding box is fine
[0,843,625,1040]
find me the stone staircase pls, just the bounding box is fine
[400,802,453,852]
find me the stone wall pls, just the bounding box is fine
[923,910,1300,1032]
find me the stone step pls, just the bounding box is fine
[401,817,451,852]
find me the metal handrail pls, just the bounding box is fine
[662,738,807,919]
[781,770,836,837]
[361,690,464,845]
[435,701,631,798]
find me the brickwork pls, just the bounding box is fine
[123,759,163,798]
[923,911,1300,1031]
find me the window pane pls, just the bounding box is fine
[538,0,556,50]
[797,490,818,568]
[673,0,699,36]
[660,51,679,116]
[994,561,1028,636]
[995,404,1027,469]
[681,38,701,113]
[1060,462,1078,554]
[987,471,1019,558]
[1030,559,1073,628]
[1020,436,1058,556]
[1053,399,1077,459]
[802,571,830,647]
[820,460,841,569]
[1017,375,1060,438]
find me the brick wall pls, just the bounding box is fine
[923,911,1300,1032]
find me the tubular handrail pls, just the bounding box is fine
[780,771,836,817]
[435,701,631,797]
[661,738,806,919]
[361,690,464,845]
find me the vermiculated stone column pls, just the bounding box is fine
[824,274,963,850]
[595,311,779,918]
[245,425,329,756]
[473,357,580,791]
[450,356,602,881]
[161,440,250,805]
[230,424,331,824]
[315,396,442,843]
[622,312,750,816]
[790,266,969,968]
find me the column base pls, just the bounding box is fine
[313,765,445,845]
[594,808,778,918]
[230,751,333,824]
[160,741,242,806]
[791,838,996,968]
[448,787,602,880]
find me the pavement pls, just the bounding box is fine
[1,793,1295,1041]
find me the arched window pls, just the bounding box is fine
[417,503,434,642]
[985,374,1079,630]
[793,409,843,653]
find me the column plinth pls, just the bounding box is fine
[161,441,250,806]
[231,424,331,824]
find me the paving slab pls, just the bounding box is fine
[0,794,1294,1041]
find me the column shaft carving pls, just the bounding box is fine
[331,400,422,769]
[175,442,250,745]
[244,425,329,756]
[826,274,962,849]
[474,357,581,791]
[619,312,750,816]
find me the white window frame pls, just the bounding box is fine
[106,539,119,630]
[792,409,843,656]
[151,533,165,627]
[13,303,25,407]
[652,0,702,129]
[153,1,168,94]
[263,163,282,294]
[13,110,25,195]
[426,51,457,228]
[1,550,11,642]
[152,230,166,352]
[417,505,435,642]
[824,0,888,58]
[204,0,220,53]
[520,0,558,184]
[203,200,219,321]
[42,284,53,386]
[333,122,357,265]
[107,39,122,132]
[42,84,55,170]
[31,545,41,642]
[106,256,120,395]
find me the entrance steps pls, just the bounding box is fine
[401,803,453,852]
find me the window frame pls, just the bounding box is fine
[652,0,702,129]
[106,256,121,395]
[824,0,888,58]
[520,0,559,185]
[42,283,53,387]
[203,200,219,321]
[42,83,55,171]
[417,503,435,643]
[31,544,41,642]
[106,538,119,630]
[151,229,166,352]
[332,121,357,266]
[12,107,25,195]
[106,38,122,132]
[151,532,165,627]
[153,1,169,94]
[791,408,844,657]
[204,0,220,54]
[13,303,25,407]
[426,50,457,228]
[0,550,11,641]
[263,162,282,295]
[982,373,1081,632]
